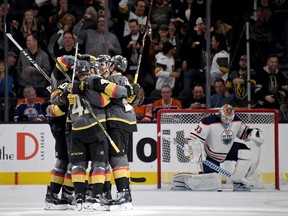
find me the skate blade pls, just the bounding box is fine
[44,203,68,210]
[93,203,110,211]
[110,202,132,211]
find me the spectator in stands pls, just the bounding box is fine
[180,17,206,91]
[55,31,76,57]
[119,0,151,37]
[226,55,257,108]
[152,85,182,120]
[14,86,45,122]
[255,54,288,111]
[7,51,18,78]
[122,19,151,78]
[177,0,205,31]
[269,0,288,65]
[210,78,233,108]
[210,33,230,87]
[149,24,170,73]
[250,0,272,70]
[150,0,174,38]
[167,21,182,68]
[133,87,153,122]
[20,9,47,49]
[49,0,78,33]
[74,15,122,57]
[56,13,76,49]
[16,33,51,99]
[182,84,206,109]
[154,41,180,93]
[0,60,14,99]
[213,20,233,52]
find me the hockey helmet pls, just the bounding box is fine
[96,54,111,63]
[110,55,128,72]
[96,54,111,77]
[219,104,235,125]
[75,60,90,75]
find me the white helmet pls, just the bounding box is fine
[219,104,235,125]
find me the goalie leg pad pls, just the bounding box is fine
[247,140,261,177]
[231,146,260,186]
[172,173,221,191]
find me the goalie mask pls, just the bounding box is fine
[110,55,128,72]
[219,104,235,125]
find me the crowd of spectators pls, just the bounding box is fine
[0,0,287,122]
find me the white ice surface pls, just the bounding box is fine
[0,185,288,216]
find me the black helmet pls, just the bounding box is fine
[76,60,90,75]
[110,55,128,72]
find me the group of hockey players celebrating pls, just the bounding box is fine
[44,53,139,211]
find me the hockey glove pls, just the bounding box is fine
[77,53,97,61]
[67,94,77,105]
[125,83,140,97]
[56,55,75,72]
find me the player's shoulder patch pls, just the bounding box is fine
[202,114,221,125]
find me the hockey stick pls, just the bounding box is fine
[80,97,120,153]
[48,33,61,62]
[133,0,153,84]
[6,33,51,83]
[172,136,232,178]
[130,177,146,183]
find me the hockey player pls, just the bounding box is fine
[44,55,76,210]
[104,55,139,210]
[187,104,264,191]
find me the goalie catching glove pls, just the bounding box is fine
[188,138,206,163]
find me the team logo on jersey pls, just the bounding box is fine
[220,129,234,145]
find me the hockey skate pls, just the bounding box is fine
[109,189,132,211]
[233,183,252,192]
[44,186,68,210]
[93,194,110,211]
[58,191,74,210]
[83,189,93,210]
[74,193,84,211]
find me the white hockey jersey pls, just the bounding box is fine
[154,52,175,90]
[189,114,250,162]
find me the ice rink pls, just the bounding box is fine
[0,185,288,216]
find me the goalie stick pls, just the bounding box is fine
[6,33,51,83]
[133,0,153,84]
[172,136,232,178]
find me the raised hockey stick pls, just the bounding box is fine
[133,0,154,84]
[6,33,51,83]
[48,33,61,63]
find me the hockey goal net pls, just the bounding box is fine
[157,109,282,190]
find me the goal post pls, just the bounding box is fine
[157,109,280,190]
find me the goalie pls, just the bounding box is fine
[174,104,264,191]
